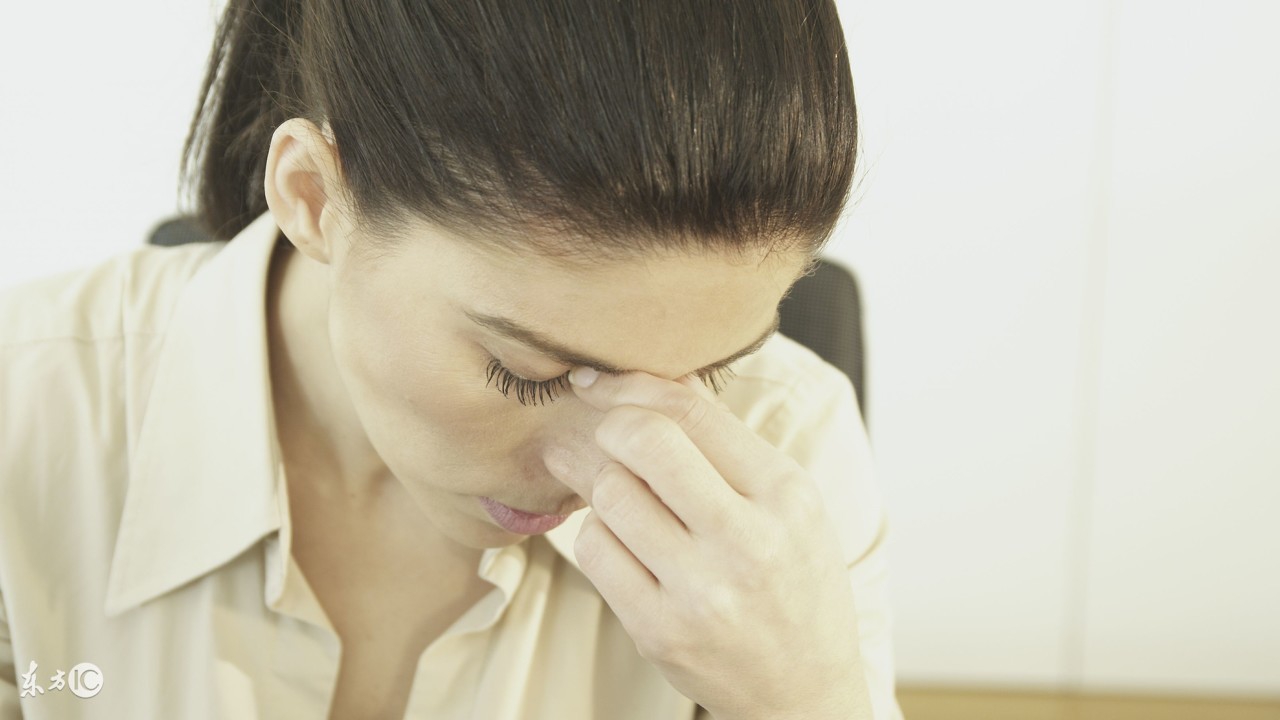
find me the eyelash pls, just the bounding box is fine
[484,357,738,407]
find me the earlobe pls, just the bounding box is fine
[264,118,338,264]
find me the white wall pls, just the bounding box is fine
[832,0,1280,698]
[834,0,1113,689]
[0,0,219,288]
[2,0,1276,700]
[1077,0,1280,695]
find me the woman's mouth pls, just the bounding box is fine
[479,497,573,534]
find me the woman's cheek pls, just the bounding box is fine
[387,358,516,442]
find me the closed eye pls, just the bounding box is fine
[484,357,737,407]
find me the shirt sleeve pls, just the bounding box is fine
[741,362,906,720]
[0,580,21,719]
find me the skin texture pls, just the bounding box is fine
[264,118,869,719]
[262,117,804,561]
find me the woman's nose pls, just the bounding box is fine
[540,425,612,505]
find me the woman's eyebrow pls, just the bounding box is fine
[463,308,781,377]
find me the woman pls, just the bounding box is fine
[0,1,900,718]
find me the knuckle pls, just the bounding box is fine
[699,502,731,537]
[636,625,686,666]
[602,407,673,458]
[790,476,825,520]
[668,392,714,434]
[769,467,822,522]
[697,583,741,625]
[733,525,775,568]
[573,513,605,565]
[591,463,634,519]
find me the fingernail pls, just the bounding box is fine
[569,366,598,387]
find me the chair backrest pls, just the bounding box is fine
[149,216,221,248]
[148,216,867,424]
[776,258,867,425]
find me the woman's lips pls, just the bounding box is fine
[479,497,573,534]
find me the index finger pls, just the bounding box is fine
[568,367,795,498]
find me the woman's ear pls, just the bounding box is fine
[264,117,345,265]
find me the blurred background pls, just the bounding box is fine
[1,1,1276,718]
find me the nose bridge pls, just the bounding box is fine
[547,399,609,466]
[528,399,613,504]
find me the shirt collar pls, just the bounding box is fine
[103,210,587,619]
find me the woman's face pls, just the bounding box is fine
[264,121,808,551]
[311,217,807,549]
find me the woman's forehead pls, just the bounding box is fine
[433,243,797,377]
[366,216,806,322]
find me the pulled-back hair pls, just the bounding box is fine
[180,0,859,264]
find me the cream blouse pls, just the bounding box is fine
[0,210,903,719]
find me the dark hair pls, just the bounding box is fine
[180,0,859,265]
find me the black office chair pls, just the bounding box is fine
[777,257,867,427]
[149,216,868,426]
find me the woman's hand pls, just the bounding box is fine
[541,366,871,720]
